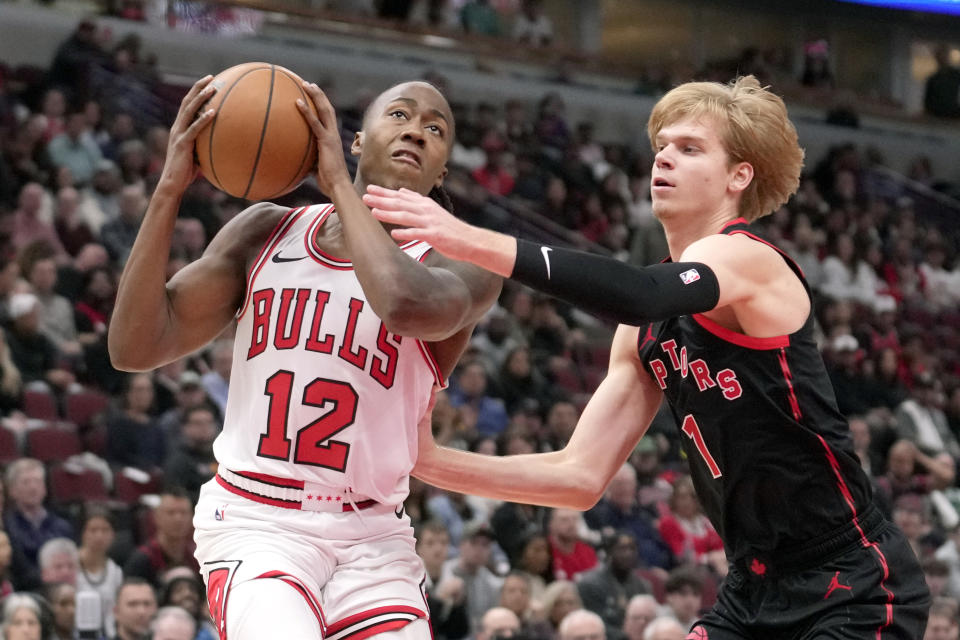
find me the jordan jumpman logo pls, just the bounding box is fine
[823,571,852,599]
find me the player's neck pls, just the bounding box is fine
[663,207,740,261]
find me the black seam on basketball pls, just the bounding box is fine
[206,65,268,193]
[275,68,314,196]
[243,65,276,199]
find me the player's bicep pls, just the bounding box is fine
[565,325,662,488]
[162,254,245,352]
[680,234,777,308]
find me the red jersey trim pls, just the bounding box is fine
[816,435,895,637]
[416,339,446,388]
[255,570,327,633]
[777,348,803,421]
[325,605,426,640]
[691,313,790,350]
[719,217,749,232]
[237,207,306,321]
[234,470,305,489]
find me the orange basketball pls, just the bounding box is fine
[195,62,318,200]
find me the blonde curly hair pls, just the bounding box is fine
[647,75,804,222]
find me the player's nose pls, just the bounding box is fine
[400,126,426,147]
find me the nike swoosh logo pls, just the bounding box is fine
[395,505,405,519]
[271,253,308,263]
[540,246,552,279]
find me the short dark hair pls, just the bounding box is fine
[415,519,449,542]
[116,576,156,600]
[664,567,704,595]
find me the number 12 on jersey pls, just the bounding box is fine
[257,370,358,471]
[681,414,722,478]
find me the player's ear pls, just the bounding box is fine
[434,164,448,189]
[351,131,363,157]
[729,161,753,194]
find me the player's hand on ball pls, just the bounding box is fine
[161,75,216,192]
[363,185,473,260]
[296,82,351,196]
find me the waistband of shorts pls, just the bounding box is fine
[216,468,378,513]
[732,502,886,579]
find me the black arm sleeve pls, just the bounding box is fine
[511,239,720,325]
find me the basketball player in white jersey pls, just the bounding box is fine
[109,76,501,640]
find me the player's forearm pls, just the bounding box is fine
[331,181,475,336]
[413,442,602,510]
[109,182,181,370]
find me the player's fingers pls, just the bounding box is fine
[180,75,213,106]
[295,98,322,135]
[389,227,421,243]
[182,108,216,141]
[370,207,419,227]
[174,77,215,128]
[361,192,407,211]
[302,82,336,129]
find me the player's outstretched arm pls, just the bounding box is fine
[110,76,284,371]
[297,83,501,341]
[414,325,662,509]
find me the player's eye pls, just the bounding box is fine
[389,110,408,119]
[426,124,444,137]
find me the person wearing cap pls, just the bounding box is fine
[5,292,76,391]
[441,522,503,635]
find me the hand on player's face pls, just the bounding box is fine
[160,75,216,192]
[296,82,351,196]
[363,185,470,260]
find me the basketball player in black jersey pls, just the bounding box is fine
[364,76,930,639]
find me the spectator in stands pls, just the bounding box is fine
[819,232,881,306]
[76,506,123,637]
[448,360,509,437]
[25,255,83,359]
[541,581,582,639]
[44,581,77,640]
[622,595,658,640]
[158,568,215,640]
[460,0,502,36]
[47,19,105,105]
[824,333,875,418]
[509,530,552,601]
[874,439,954,516]
[578,532,652,633]
[558,609,605,640]
[150,606,195,640]
[924,597,960,640]
[123,489,198,589]
[73,265,116,340]
[84,160,122,232]
[800,39,834,89]
[923,557,951,600]
[585,464,672,571]
[0,530,14,598]
[47,110,104,187]
[511,0,552,48]
[112,578,158,640]
[38,538,79,587]
[105,372,166,472]
[10,183,65,257]
[848,414,882,477]
[924,44,960,119]
[3,459,74,590]
[477,607,521,640]
[631,437,673,511]
[100,183,147,265]
[1,593,43,640]
[472,134,515,197]
[896,371,960,459]
[657,475,725,574]
[541,400,578,452]
[53,187,96,257]
[441,522,503,634]
[199,339,231,418]
[5,293,75,393]
[499,572,537,630]
[163,405,217,503]
[492,345,553,415]
[0,252,20,326]
[657,568,703,631]
[157,370,215,447]
[548,508,597,581]
[935,524,960,598]
[641,618,686,640]
[417,520,470,640]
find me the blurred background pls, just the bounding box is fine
[0,1,959,639]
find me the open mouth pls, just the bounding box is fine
[652,177,674,188]
[391,149,421,168]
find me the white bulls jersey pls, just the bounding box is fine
[214,204,444,505]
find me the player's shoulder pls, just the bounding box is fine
[207,202,298,262]
[681,229,782,271]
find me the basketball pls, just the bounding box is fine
[195,62,318,201]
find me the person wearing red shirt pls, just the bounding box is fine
[548,508,597,581]
[657,475,725,575]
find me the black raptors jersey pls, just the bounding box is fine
[637,218,873,571]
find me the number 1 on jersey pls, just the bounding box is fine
[257,369,356,471]
[681,414,722,478]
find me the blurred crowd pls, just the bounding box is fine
[0,12,959,640]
